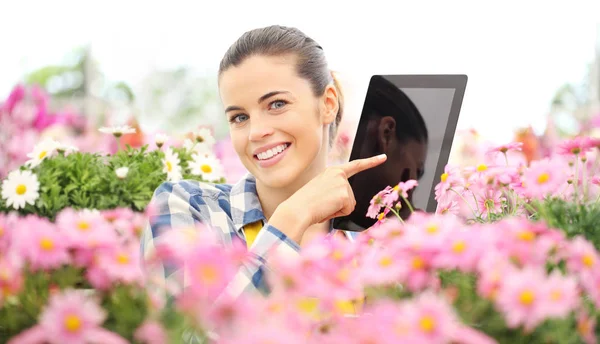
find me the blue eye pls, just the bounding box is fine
[230,114,249,124]
[269,100,288,110]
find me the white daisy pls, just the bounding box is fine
[25,138,60,168]
[1,170,40,210]
[56,143,79,155]
[162,147,182,182]
[115,167,129,179]
[194,128,216,147]
[155,133,169,148]
[98,125,136,138]
[183,138,213,156]
[189,153,224,182]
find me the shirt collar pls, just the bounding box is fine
[230,173,266,234]
[229,173,353,241]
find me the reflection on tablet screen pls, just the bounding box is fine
[333,74,467,232]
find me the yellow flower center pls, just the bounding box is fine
[0,226,4,237]
[425,224,438,234]
[201,164,212,173]
[537,173,550,184]
[412,257,425,270]
[40,238,54,251]
[379,256,393,267]
[440,173,448,182]
[519,290,535,306]
[296,298,319,315]
[199,265,218,284]
[336,268,350,282]
[116,253,130,265]
[64,315,82,332]
[582,254,594,267]
[377,212,386,221]
[452,241,466,253]
[476,164,488,172]
[517,230,536,241]
[419,315,435,333]
[331,250,344,260]
[550,290,562,301]
[77,221,90,231]
[166,161,173,172]
[578,318,590,335]
[15,184,27,195]
[38,151,47,159]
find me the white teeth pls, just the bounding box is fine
[257,144,288,160]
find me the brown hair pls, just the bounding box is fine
[218,25,344,146]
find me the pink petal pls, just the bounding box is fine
[7,326,47,344]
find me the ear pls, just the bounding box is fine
[377,116,396,153]
[320,84,339,125]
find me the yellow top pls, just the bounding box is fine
[243,221,362,317]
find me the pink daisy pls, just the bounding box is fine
[543,271,580,318]
[56,208,118,251]
[486,141,523,155]
[8,289,128,344]
[473,186,504,218]
[0,255,23,305]
[366,186,392,219]
[94,242,144,286]
[16,216,70,271]
[566,236,599,278]
[434,165,460,201]
[383,180,418,205]
[521,157,569,200]
[134,321,168,344]
[556,137,594,157]
[402,292,459,343]
[495,267,551,331]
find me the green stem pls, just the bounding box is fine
[399,195,415,213]
[503,152,509,166]
[449,187,478,218]
[387,206,405,224]
[573,158,579,203]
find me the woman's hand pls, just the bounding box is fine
[269,154,387,242]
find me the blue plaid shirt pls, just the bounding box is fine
[141,173,356,300]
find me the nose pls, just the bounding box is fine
[248,115,274,142]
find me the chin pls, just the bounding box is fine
[253,164,301,189]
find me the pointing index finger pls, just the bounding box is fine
[341,154,387,178]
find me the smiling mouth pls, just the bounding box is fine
[254,143,291,161]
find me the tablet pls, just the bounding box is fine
[333,74,468,232]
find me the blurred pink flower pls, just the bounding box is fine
[8,289,128,344]
[402,292,460,343]
[557,137,594,157]
[214,138,248,183]
[543,271,580,318]
[383,179,418,205]
[521,157,569,200]
[433,227,484,272]
[486,141,523,156]
[56,208,118,253]
[495,267,552,331]
[473,186,504,218]
[566,236,598,279]
[94,242,144,286]
[14,216,70,271]
[0,254,23,305]
[134,321,168,344]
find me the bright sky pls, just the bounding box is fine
[1,0,599,144]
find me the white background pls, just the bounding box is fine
[1,0,599,144]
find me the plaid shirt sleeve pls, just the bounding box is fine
[141,180,301,300]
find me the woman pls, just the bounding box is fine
[141,25,386,301]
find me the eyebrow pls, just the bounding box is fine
[224,90,291,113]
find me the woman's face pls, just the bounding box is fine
[218,54,337,189]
